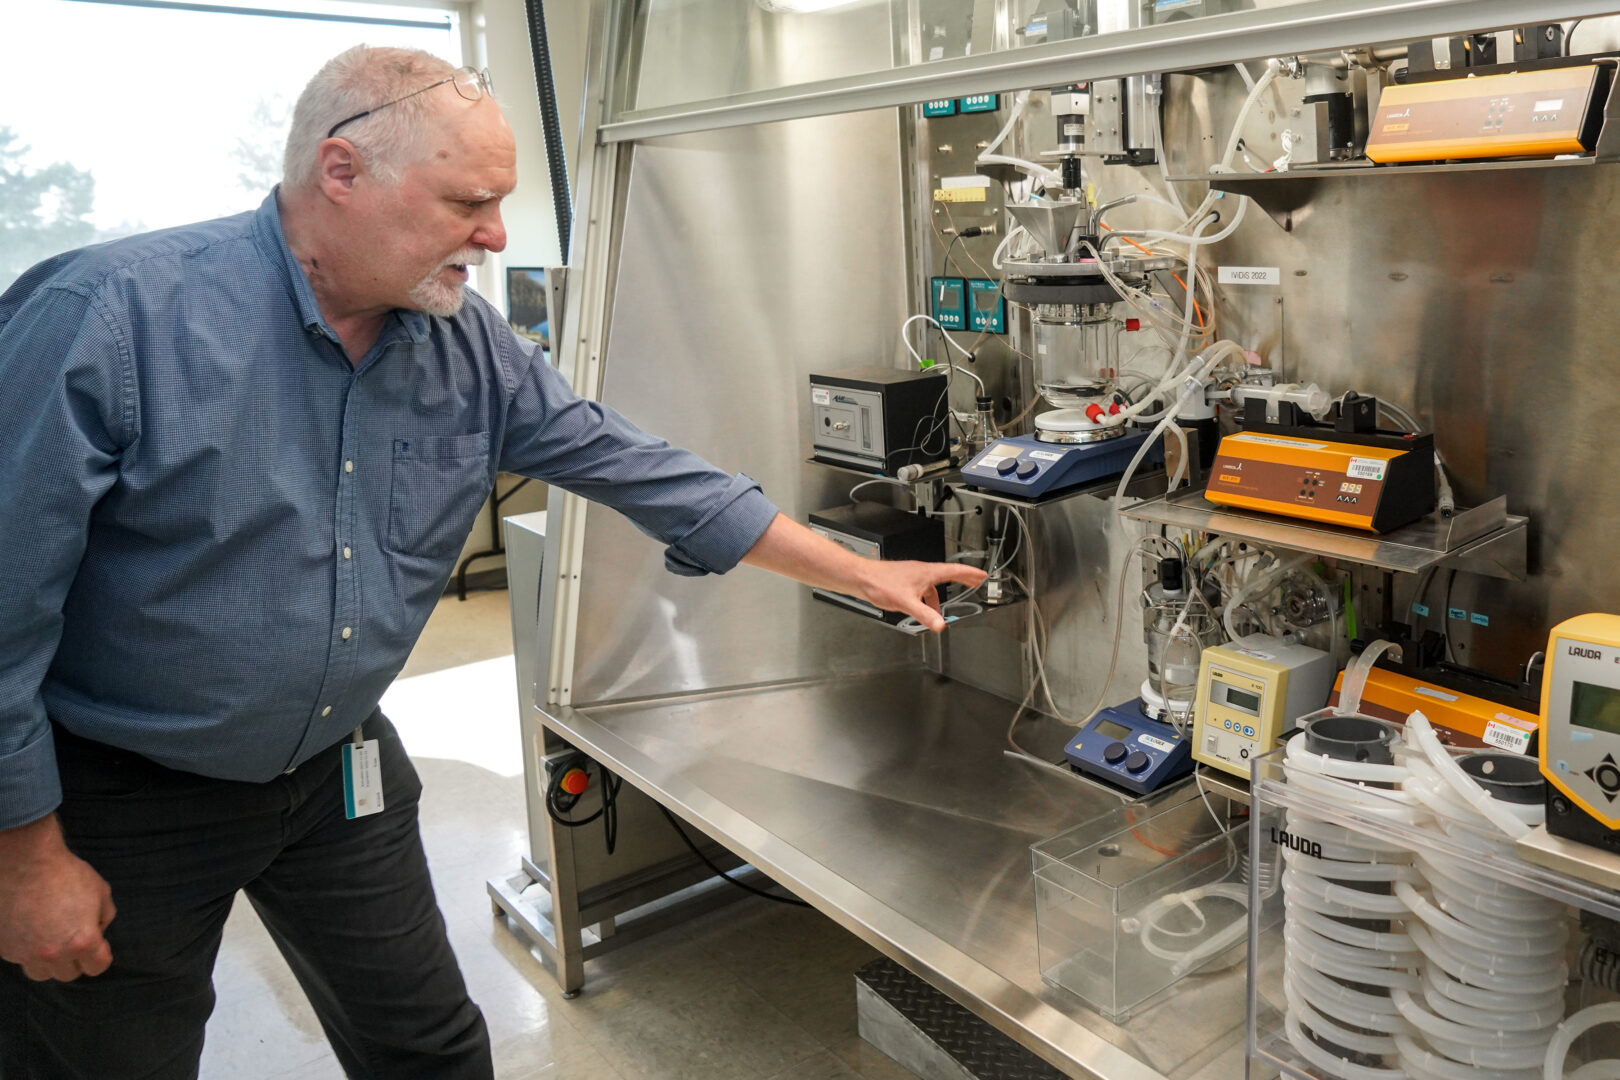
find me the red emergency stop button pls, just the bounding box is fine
[560,768,589,796]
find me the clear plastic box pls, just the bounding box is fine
[1246,711,1620,1080]
[1031,786,1282,1022]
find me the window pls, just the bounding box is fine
[2,0,464,291]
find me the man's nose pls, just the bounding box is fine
[473,210,507,254]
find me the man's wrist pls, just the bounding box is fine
[0,813,64,863]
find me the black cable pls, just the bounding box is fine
[942,234,964,279]
[544,754,622,853]
[1442,568,1459,663]
[656,805,810,907]
[601,766,620,855]
[523,0,573,261]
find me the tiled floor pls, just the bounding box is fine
[201,589,915,1079]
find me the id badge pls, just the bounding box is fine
[341,735,385,819]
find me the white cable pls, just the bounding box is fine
[900,314,985,391]
[992,225,1030,270]
[1109,341,1245,504]
[848,478,912,504]
[1216,59,1282,175]
[978,89,1028,162]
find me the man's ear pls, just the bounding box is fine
[315,138,362,204]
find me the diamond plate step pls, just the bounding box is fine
[855,958,1064,1080]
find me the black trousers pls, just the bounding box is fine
[0,714,493,1080]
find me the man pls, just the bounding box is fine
[0,45,982,1079]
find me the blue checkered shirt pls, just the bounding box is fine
[0,191,779,829]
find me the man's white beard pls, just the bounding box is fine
[408,248,485,317]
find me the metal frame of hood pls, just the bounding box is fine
[599,0,1620,142]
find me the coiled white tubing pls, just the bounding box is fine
[1395,737,1567,1080]
[1282,734,1417,1078]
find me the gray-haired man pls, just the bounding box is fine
[0,45,981,1078]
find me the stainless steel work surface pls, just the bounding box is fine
[539,669,1249,1080]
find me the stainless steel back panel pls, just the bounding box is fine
[1156,70,1617,676]
[928,70,1620,711]
[568,109,922,705]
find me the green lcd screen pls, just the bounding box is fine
[1571,680,1620,735]
[1216,681,1261,716]
[1094,717,1132,741]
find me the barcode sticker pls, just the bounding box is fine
[1348,457,1387,481]
[1483,720,1532,755]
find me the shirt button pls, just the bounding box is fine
[343,546,352,559]
[341,627,353,640]
[321,705,332,716]
[344,460,354,473]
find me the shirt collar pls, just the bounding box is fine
[253,190,430,348]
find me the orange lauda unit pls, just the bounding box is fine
[1366,64,1605,164]
[1326,665,1540,753]
[1205,394,1436,533]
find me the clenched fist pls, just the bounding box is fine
[0,814,115,981]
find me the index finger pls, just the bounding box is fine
[927,563,988,589]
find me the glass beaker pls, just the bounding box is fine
[1032,303,1120,408]
[1146,603,1222,721]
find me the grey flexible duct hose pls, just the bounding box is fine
[524,0,572,261]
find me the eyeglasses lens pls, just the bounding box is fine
[453,68,493,102]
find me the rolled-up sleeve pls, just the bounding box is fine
[496,335,778,576]
[0,281,132,829]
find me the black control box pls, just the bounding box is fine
[809,367,949,475]
[807,503,945,624]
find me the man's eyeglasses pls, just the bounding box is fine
[326,67,494,140]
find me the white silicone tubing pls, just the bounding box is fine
[1545,1003,1620,1080]
[1396,715,1568,1079]
[1407,711,1533,839]
[1398,1033,1546,1080]
[1135,882,1250,977]
[1282,720,1418,1078]
[1339,640,1400,718]
[1286,1013,1409,1080]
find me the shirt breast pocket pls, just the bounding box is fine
[386,432,492,560]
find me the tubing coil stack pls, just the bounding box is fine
[1394,713,1566,1080]
[1281,712,1421,1078]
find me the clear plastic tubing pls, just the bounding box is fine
[1396,714,1566,1080]
[1282,714,1415,1078]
